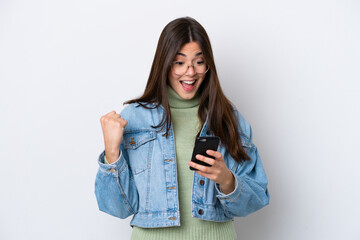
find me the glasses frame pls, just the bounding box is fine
[170,60,209,77]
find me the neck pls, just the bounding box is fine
[167,85,200,109]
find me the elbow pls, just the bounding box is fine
[237,189,270,217]
[95,190,133,219]
[97,202,132,219]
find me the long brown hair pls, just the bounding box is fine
[125,17,250,163]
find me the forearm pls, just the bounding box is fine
[95,150,138,218]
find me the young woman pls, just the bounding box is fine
[95,17,270,240]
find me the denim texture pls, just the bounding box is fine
[94,102,270,228]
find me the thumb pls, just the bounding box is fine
[121,119,128,128]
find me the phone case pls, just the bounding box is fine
[190,136,220,171]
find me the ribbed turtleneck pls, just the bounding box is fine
[167,85,200,109]
[131,85,236,240]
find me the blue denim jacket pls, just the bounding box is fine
[95,102,270,228]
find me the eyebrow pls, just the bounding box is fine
[176,51,203,57]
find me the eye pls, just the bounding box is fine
[195,60,205,66]
[173,61,184,66]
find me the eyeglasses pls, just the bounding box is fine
[170,59,209,76]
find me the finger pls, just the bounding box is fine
[188,161,211,173]
[112,114,121,119]
[120,118,128,128]
[195,170,213,180]
[101,112,115,123]
[195,154,215,166]
[206,150,223,160]
[106,110,117,116]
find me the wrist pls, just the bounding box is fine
[105,148,120,163]
[219,171,235,194]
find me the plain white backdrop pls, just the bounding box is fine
[1,0,359,239]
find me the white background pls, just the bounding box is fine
[1,0,359,239]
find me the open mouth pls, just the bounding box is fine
[180,80,197,91]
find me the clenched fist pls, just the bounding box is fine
[100,111,128,164]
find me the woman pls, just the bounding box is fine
[95,17,270,240]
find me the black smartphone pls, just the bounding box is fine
[190,136,220,171]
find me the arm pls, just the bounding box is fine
[214,112,270,217]
[94,142,139,219]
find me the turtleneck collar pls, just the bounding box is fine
[167,85,200,109]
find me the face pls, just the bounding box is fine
[168,42,207,100]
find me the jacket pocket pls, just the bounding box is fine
[123,130,156,175]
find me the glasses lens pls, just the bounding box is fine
[172,60,208,75]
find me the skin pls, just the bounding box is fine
[189,151,235,195]
[101,41,235,195]
[169,42,236,195]
[100,111,127,164]
[168,41,206,100]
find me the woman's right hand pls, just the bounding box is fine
[100,111,128,164]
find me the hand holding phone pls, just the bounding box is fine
[189,136,220,171]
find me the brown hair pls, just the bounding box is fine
[125,17,250,163]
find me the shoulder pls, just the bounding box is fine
[232,106,253,144]
[120,102,161,131]
[120,102,157,116]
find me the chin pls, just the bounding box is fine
[177,87,197,99]
[180,94,195,100]
[177,84,199,100]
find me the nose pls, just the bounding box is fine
[185,65,196,76]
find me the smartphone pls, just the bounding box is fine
[190,136,220,171]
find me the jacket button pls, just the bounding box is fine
[199,179,205,185]
[198,209,204,215]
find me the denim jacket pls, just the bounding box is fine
[95,102,270,228]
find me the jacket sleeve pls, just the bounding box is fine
[94,141,139,219]
[214,110,270,217]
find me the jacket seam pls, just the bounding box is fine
[116,172,136,215]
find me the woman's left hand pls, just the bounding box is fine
[188,150,235,194]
